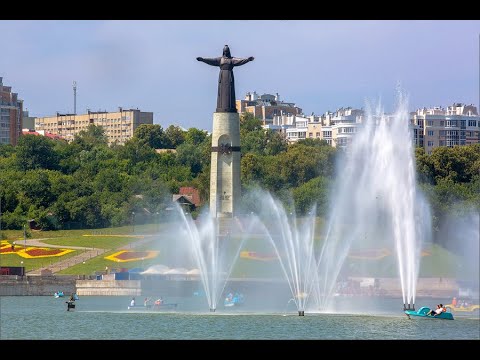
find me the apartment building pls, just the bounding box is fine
[236,92,302,125]
[412,103,479,154]
[267,107,363,148]
[0,77,23,145]
[35,107,153,145]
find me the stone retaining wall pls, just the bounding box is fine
[0,275,77,296]
[76,280,141,296]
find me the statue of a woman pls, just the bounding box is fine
[197,45,254,113]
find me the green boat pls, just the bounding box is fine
[405,306,454,320]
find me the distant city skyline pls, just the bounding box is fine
[1,20,479,131]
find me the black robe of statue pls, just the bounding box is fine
[197,56,253,113]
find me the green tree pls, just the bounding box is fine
[264,130,288,156]
[293,176,331,216]
[164,125,186,148]
[415,147,434,184]
[184,127,208,146]
[72,124,108,150]
[240,112,262,135]
[16,134,59,171]
[429,144,480,184]
[133,124,165,148]
[176,142,205,176]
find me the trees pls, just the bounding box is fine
[0,119,478,233]
[16,134,58,171]
[293,176,331,216]
[72,124,108,150]
[240,112,262,135]
[163,125,186,148]
[133,124,165,149]
[184,127,208,146]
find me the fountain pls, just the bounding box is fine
[175,205,246,312]
[246,191,319,316]
[314,93,430,311]
[146,92,432,316]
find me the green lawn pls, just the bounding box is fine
[0,223,167,241]
[2,220,467,279]
[57,247,159,275]
[42,236,146,249]
[55,241,465,279]
[419,244,462,277]
[0,250,82,272]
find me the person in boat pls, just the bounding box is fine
[437,304,447,315]
[144,297,151,307]
[426,304,442,316]
[432,304,446,316]
[130,297,135,307]
[155,297,163,305]
[69,293,76,302]
[153,297,163,309]
[451,297,457,307]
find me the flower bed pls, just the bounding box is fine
[0,241,74,258]
[105,250,159,263]
[0,241,20,254]
[19,247,74,259]
[240,251,278,261]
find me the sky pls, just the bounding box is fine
[1,20,479,131]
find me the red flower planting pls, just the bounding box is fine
[25,248,64,257]
[115,251,151,260]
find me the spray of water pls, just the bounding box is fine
[315,92,428,310]
[250,191,318,314]
[176,204,246,312]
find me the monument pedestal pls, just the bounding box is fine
[210,112,241,218]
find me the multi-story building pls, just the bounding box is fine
[320,108,363,148]
[35,107,153,145]
[284,115,310,142]
[22,110,35,130]
[0,77,23,145]
[268,107,364,147]
[236,92,302,125]
[412,103,480,154]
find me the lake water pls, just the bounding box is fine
[1,296,478,340]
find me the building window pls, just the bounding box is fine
[427,141,434,147]
[468,120,477,127]
[446,120,458,127]
[427,120,434,126]
[427,130,434,136]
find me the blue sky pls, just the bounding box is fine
[1,20,479,131]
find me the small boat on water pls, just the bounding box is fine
[54,291,64,298]
[66,301,76,311]
[405,306,454,320]
[127,303,178,311]
[445,303,479,313]
[224,293,245,307]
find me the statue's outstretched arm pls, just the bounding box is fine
[232,57,254,67]
[196,57,221,66]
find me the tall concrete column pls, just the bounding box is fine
[210,112,241,218]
